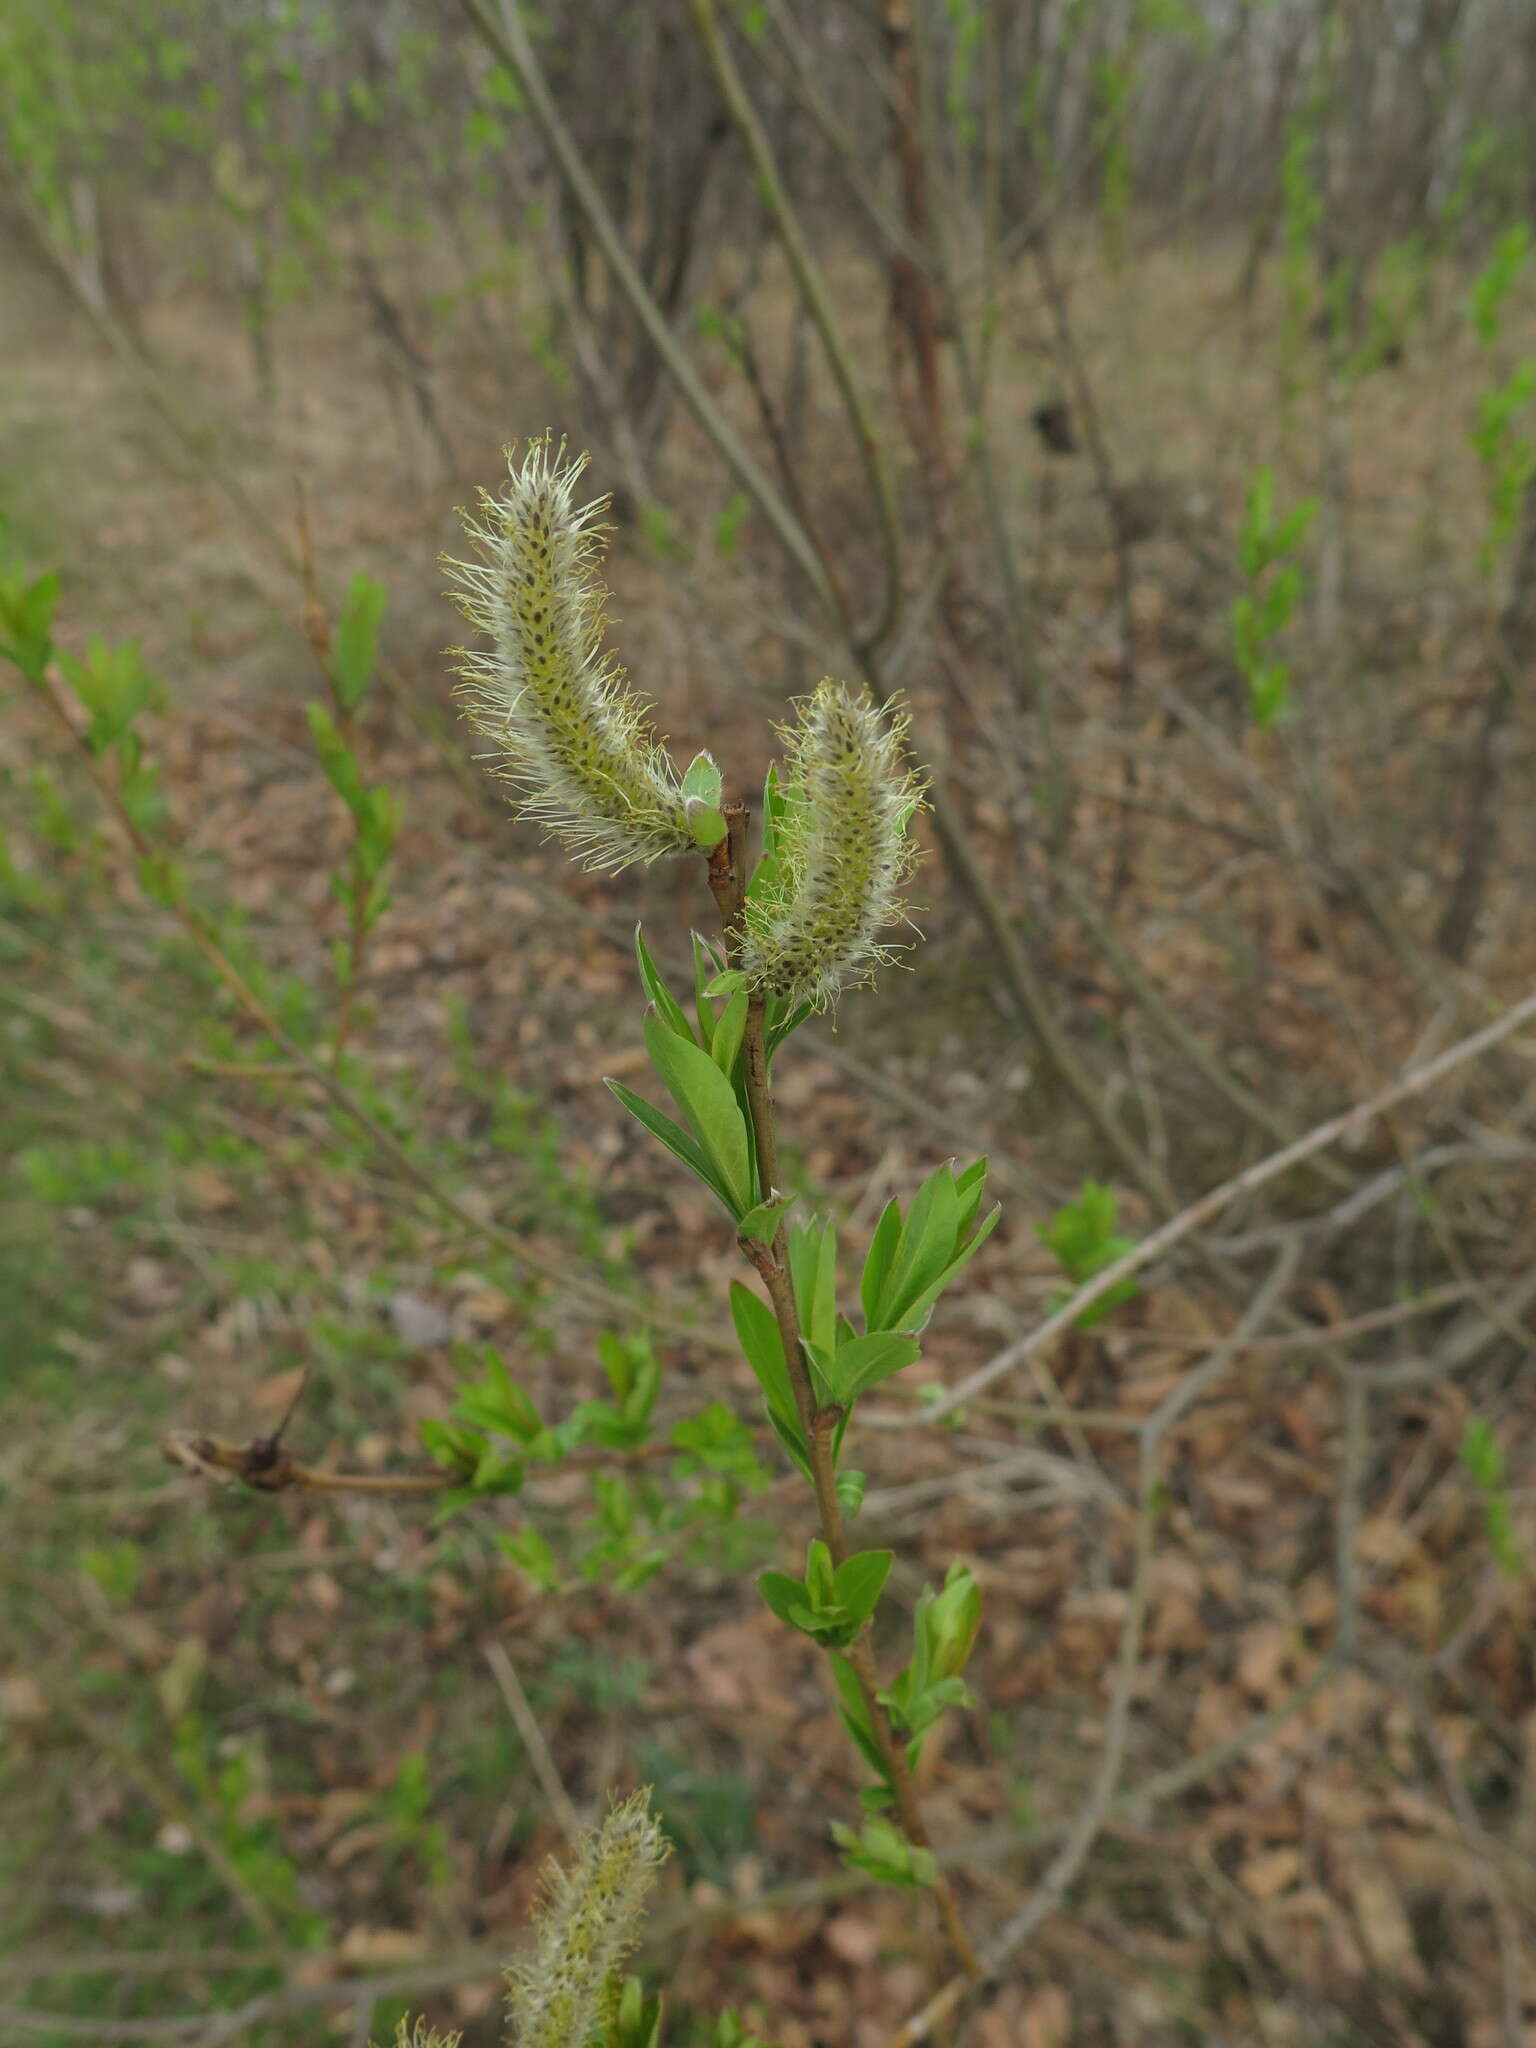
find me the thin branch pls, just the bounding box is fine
[1052,860,1353,1190]
[483,1639,582,1842]
[43,1691,281,1944]
[687,0,905,654]
[162,1432,454,1496]
[460,0,830,609]
[24,660,708,1345]
[12,1654,1349,2045]
[881,1247,1299,2047]
[911,980,1536,1423]
[1364,1653,1526,2048]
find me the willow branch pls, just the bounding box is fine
[914,978,1536,1423]
[687,0,905,654]
[460,0,830,609]
[708,816,980,1981]
[25,662,706,1343]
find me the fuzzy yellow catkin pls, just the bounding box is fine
[504,1789,670,2048]
[738,680,923,1009]
[445,440,694,872]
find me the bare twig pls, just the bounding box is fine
[881,1247,1299,2046]
[23,658,711,1344]
[1365,1653,1526,2048]
[482,1639,581,1842]
[162,1432,454,1496]
[459,0,829,609]
[911,980,1536,1424]
[687,0,904,654]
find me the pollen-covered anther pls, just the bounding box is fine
[443,439,693,872]
[738,679,924,1010]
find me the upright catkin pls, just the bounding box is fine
[504,1790,670,2048]
[738,680,922,1009]
[444,440,693,871]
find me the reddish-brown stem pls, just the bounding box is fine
[164,1430,675,1497]
[707,813,980,1980]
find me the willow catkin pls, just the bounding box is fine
[738,680,923,1010]
[444,441,693,872]
[504,1789,670,2048]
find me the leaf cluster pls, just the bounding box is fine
[1231,464,1317,730]
[422,1336,773,1598]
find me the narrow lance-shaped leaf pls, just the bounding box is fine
[332,572,388,709]
[634,923,696,1044]
[605,1078,733,1211]
[642,1010,754,1215]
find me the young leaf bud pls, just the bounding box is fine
[739,680,922,1008]
[445,440,694,872]
[505,1788,670,2048]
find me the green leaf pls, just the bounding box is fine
[758,760,784,864]
[453,1349,543,1442]
[605,1077,732,1209]
[797,1338,840,1410]
[736,1194,792,1245]
[418,1419,483,1470]
[1460,1417,1502,1489]
[830,1817,936,1888]
[306,701,366,812]
[0,568,59,680]
[332,572,388,709]
[634,924,696,1044]
[756,1570,809,1630]
[896,1204,1003,1335]
[833,1549,893,1627]
[953,1158,989,1235]
[729,1282,802,1453]
[612,1975,666,2048]
[765,1406,813,1479]
[710,988,749,1078]
[828,1653,889,1784]
[643,1011,754,1215]
[713,491,750,557]
[804,1538,836,1607]
[836,1468,867,1516]
[685,798,728,851]
[827,1331,922,1403]
[498,1525,560,1591]
[1038,1181,1139,1325]
[860,1197,904,1330]
[893,1169,962,1321]
[921,1560,982,1682]
[137,851,186,907]
[57,639,158,755]
[682,750,724,808]
[788,1218,838,1356]
[692,931,727,1044]
[764,999,813,1060]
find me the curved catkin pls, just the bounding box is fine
[505,1790,669,2048]
[444,440,693,871]
[739,680,923,1009]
